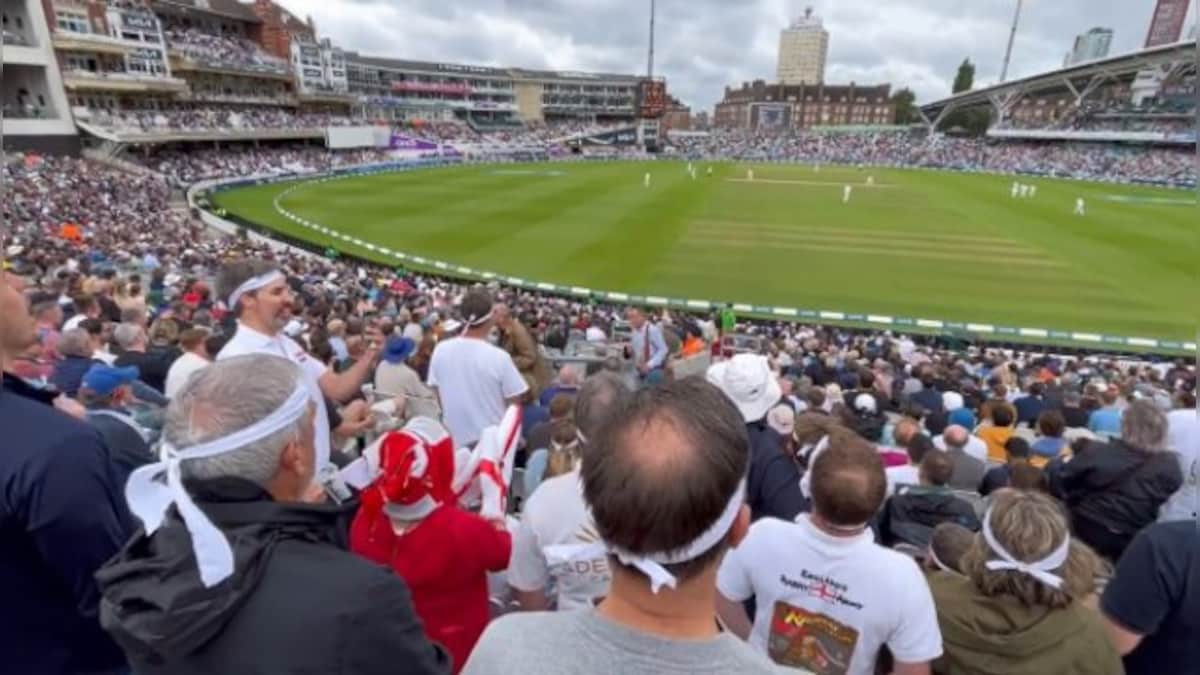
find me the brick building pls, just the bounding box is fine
[714,79,894,130]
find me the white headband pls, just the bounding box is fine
[125,385,310,588]
[981,505,1070,589]
[609,480,746,594]
[466,309,493,327]
[227,270,284,310]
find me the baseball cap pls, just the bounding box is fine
[82,364,139,396]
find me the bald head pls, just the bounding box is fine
[583,377,748,585]
[943,425,969,450]
[558,366,580,386]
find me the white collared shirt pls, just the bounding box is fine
[217,322,330,470]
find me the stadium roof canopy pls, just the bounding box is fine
[917,40,1197,128]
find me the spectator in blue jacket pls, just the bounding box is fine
[0,269,133,675]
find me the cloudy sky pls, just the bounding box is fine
[278,0,1198,112]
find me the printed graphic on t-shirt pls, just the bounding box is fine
[768,600,858,675]
[543,524,610,605]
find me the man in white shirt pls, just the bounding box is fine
[509,372,631,610]
[626,307,668,385]
[164,328,211,399]
[717,433,943,675]
[215,260,381,486]
[935,424,989,463]
[1159,393,1199,522]
[427,289,527,448]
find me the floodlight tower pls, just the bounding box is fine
[999,0,1024,82]
[647,0,656,79]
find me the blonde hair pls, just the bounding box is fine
[544,420,581,480]
[961,489,1103,608]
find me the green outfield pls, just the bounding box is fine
[213,161,1197,344]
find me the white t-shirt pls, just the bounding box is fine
[1160,409,1199,522]
[217,323,330,469]
[507,470,611,610]
[164,351,209,399]
[885,464,921,497]
[934,434,988,464]
[718,515,942,675]
[427,336,527,448]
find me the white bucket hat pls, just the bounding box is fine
[707,354,782,423]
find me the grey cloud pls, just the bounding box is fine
[287,0,1197,113]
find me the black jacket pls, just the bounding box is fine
[0,373,132,675]
[746,421,807,521]
[878,486,981,550]
[1060,439,1182,556]
[96,478,450,675]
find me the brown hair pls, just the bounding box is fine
[1009,462,1048,492]
[582,378,748,585]
[215,259,280,317]
[809,430,886,526]
[961,490,1102,608]
[548,393,574,420]
[544,421,581,480]
[919,450,954,487]
[1037,409,1066,438]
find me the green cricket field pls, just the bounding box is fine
[212,161,1197,345]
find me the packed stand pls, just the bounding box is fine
[164,28,291,75]
[672,130,1198,186]
[138,144,394,184]
[1,148,1197,675]
[85,106,359,134]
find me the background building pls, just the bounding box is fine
[714,80,893,130]
[2,0,78,151]
[1066,27,1113,66]
[776,7,828,85]
[1145,0,1191,47]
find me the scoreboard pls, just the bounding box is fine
[638,79,667,119]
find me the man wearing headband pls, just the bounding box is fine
[467,378,780,674]
[1,269,131,674]
[427,288,527,448]
[97,355,449,675]
[717,433,942,675]
[216,259,383,488]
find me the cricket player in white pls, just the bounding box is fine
[866,175,875,186]
[1020,184,1030,198]
[1029,185,1037,198]
[644,172,651,188]
[1074,198,1086,216]
[747,169,754,181]
[707,166,713,177]
[843,185,852,204]
[1011,182,1019,198]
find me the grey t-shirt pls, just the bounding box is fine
[463,609,786,674]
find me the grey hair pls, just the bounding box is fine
[575,372,632,449]
[1121,399,1169,451]
[167,355,308,486]
[113,323,143,350]
[58,328,94,358]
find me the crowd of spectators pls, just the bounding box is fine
[164,28,290,75]
[1,141,1197,674]
[671,130,1197,185]
[137,144,393,184]
[85,106,357,134]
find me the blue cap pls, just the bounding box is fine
[82,364,140,396]
[382,337,416,364]
[949,407,976,429]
